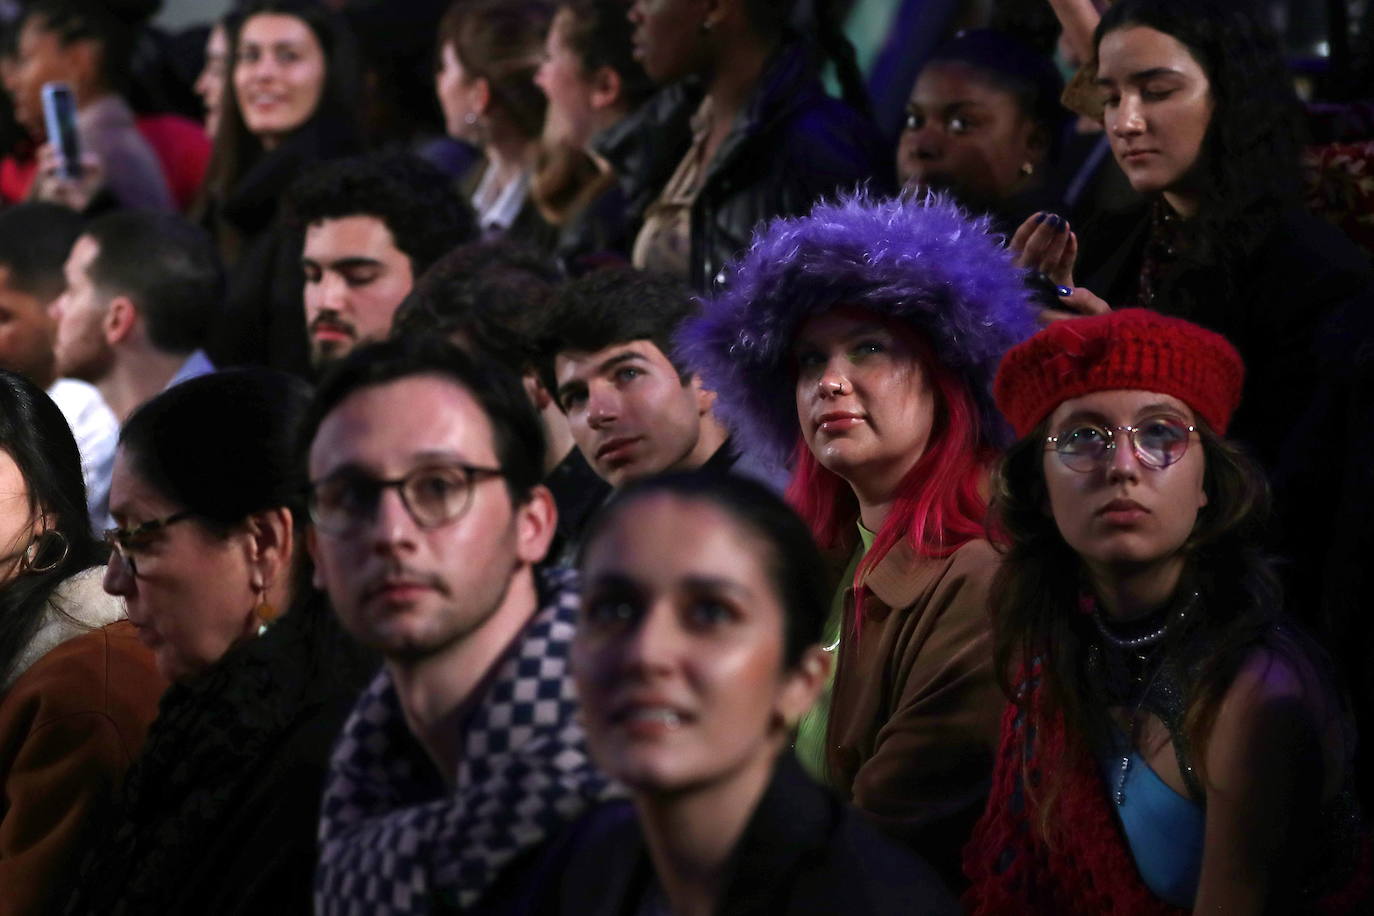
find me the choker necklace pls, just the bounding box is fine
[1092,590,1198,651]
[1091,590,1199,805]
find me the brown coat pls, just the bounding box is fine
[826,537,1004,886]
[0,619,166,916]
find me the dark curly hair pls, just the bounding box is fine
[1094,0,1304,314]
[285,152,478,279]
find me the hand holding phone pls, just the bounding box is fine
[41,81,82,180]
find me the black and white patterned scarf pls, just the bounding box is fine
[315,566,616,914]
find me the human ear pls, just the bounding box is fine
[514,484,558,566]
[244,506,294,593]
[589,65,622,110]
[776,646,831,729]
[689,374,717,416]
[103,296,138,345]
[471,76,492,117]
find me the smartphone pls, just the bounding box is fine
[41,81,82,180]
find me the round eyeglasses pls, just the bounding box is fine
[307,463,504,536]
[1045,417,1197,473]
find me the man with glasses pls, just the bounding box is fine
[304,336,614,916]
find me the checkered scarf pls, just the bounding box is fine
[315,566,616,914]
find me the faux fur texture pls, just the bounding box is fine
[677,192,1040,468]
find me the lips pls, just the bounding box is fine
[1121,148,1158,162]
[595,436,642,465]
[608,697,693,737]
[310,318,355,343]
[815,411,865,434]
[1098,498,1149,524]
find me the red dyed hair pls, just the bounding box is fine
[786,328,993,595]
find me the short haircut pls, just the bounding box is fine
[0,203,83,303]
[82,212,223,355]
[537,266,698,397]
[579,471,828,666]
[391,239,561,372]
[285,152,478,278]
[301,336,546,503]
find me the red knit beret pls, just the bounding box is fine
[993,309,1245,438]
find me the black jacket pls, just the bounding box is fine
[536,754,957,916]
[602,42,892,291]
[63,594,377,916]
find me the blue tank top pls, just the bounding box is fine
[1097,735,1205,907]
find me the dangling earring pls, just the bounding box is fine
[1019,161,1035,178]
[24,530,69,574]
[254,587,279,636]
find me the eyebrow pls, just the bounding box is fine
[793,322,890,350]
[315,450,481,479]
[587,571,755,602]
[1057,403,1191,426]
[302,256,385,272]
[1094,67,1187,87]
[596,350,650,375]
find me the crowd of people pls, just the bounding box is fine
[0,0,1369,913]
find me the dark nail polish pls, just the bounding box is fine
[1034,212,1047,224]
[1057,286,1073,297]
[1048,214,1062,229]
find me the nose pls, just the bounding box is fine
[586,382,620,429]
[1104,433,1142,483]
[623,602,681,677]
[104,550,135,597]
[1112,94,1145,137]
[319,272,349,313]
[368,485,420,553]
[627,2,643,25]
[815,357,850,399]
[534,59,551,94]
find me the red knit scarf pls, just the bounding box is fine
[962,682,1373,914]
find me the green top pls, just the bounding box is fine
[794,523,876,783]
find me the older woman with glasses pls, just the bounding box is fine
[963,309,1370,913]
[62,369,376,916]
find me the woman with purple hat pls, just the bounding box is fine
[680,192,1037,884]
[964,309,1369,913]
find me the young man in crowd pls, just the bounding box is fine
[540,266,763,490]
[392,239,610,556]
[306,337,614,915]
[50,210,220,425]
[287,152,477,371]
[0,202,117,526]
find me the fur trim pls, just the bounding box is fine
[3,567,126,692]
[677,192,1040,468]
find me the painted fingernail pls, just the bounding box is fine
[1034,212,1047,224]
[1047,214,1062,228]
[1057,286,1073,296]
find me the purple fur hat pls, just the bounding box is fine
[677,192,1039,468]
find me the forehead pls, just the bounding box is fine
[240,13,318,48]
[585,494,772,587]
[304,215,405,262]
[913,61,1018,106]
[555,339,674,382]
[1048,388,1196,425]
[794,307,905,343]
[1096,26,1206,80]
[309,375,499,476]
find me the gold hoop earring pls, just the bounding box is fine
[24,530,69,574]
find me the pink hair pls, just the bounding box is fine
[786,331,993,613]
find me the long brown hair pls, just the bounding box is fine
[988,418,1322,832]
[438,0,551,143]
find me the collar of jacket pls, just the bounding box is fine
[854,537,953,618]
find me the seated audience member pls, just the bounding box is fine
[12,0,173,212]
[539,267,752,491]
[307,338,616,915]
[202,0,363,376]
[532,0,655,273]
[392,239,610,556]
[623,0,888,289]
[193,14,238,141]
[965,309,1371,913]
[0,203,117,526]
[1014,0,1374,758]
[62,369,376,915]
[545,472,959,915]
[286,151,477,371]
[679,193,1037,886]
[897,28,1070,232]
[50,211,220,424]
[0,369,164,916]
[436,0,556,248]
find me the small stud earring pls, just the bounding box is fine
[1019,162,1035,177]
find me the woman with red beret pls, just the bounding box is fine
[963,309,1370,913]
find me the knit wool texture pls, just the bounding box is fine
[677,191,1039,469]
[993,309,1245,438]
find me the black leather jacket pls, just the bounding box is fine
[599,42,892,291]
